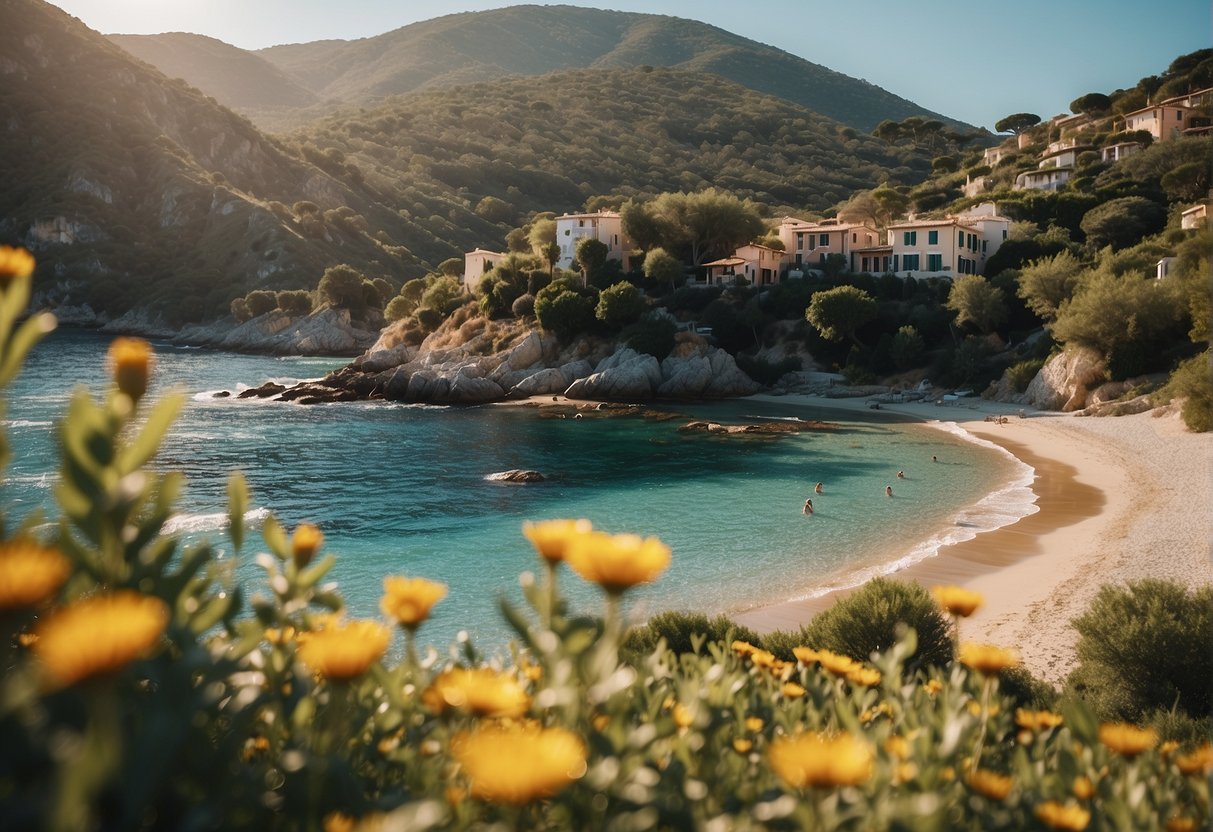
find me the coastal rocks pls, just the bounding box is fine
[678,419,838,436]
[1077,394,1155,418]
[562,345,759,401]
[1025,348,1106,411]
[237,382,287,399]
[178,307,380,356]
[565,348,662,400]
[485,469,546,483]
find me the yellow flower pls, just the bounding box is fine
[958,642,1019,675]
[0,245,36,285]
[422,667,530,718]
[1034,801,1091,831]
[744,716,764,732]
[895,762,919,784]
[592,713,609,733]
[846,667,882,687]
[380,576,447,629]
[1097,723,1157,757]
[966,769,1014,801]
[749,649,779,669]
[521,519,591,564]
[323,812,386,832]
[811,649,866,679]
[885,735,909,759]
[932,585,983,617]
[672,703,694,729]
[324,812,355,832]
[264,626,296,645]
[1016,708,1064,732]
[780,682,806,699]
[34,591,168,686]
[733,738,753,754]
[1072,776,1095,800]
[107,337,154,403]
[1159,739,1179,757]
[296,619,390,680]
[924,679,943,696]
[768,731,873,789]
[792,646,820,665]
[291,523,324,568]
[0,539,70,610]
[1166,816,1198,832]
[564,531,670,594]
[967,701,1001,717]
[732,640,759,657]
[452,723,587,804]
[1175,743,1212,776]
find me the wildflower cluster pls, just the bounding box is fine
[0,250,1207,830]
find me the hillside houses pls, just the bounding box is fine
[554,211,632,271]
[776,217,881,273]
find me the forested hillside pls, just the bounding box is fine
[112,5,967,134]
[290,66,935,233]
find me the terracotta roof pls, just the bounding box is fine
[887,218,979,230]
[704,257,746,267]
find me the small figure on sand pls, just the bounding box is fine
[803,499,813,515]
[896,470,905,479]
[885,485,893,497]
[814,482,823,494]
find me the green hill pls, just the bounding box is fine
[289,66,934,229]
[0,0,428,324]
[117,5,968,134]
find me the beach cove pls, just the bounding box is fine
[733,392,1212,685]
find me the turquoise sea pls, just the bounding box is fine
[2,329,1034,651]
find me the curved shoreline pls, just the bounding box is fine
[731,393,1211,684]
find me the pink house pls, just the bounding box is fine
[777,218,879,273]
[702,244,784,287]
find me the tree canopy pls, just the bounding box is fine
[946,275,1007,334]
[994,113,1041,135]
[805,286,877,345]
[621,189,766,265]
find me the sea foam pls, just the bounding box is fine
[162,507,271,536]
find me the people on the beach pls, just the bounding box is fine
[814,482,823,494]
[803,499,813,515]
[885,485,893,497]
[896,470,905,479]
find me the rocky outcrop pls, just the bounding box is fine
[564,345,759,401]
[485,470,546,483]
[1024,348,1106,412]
[182,308,380,356]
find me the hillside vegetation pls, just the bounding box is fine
[113,5,967,134]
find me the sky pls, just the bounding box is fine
[46,0,1211,130]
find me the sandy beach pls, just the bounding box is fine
[731,392,1211,685]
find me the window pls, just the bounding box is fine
[903,254,920,271]
[982,240,987,253]
[968,234,976,251]
[903,231,917,245]
[927,253,942,271]
[893,255,899,272]
[1177,110,1184,120]
[820,233,829,247]
[808,235,816,250]
[928,230,938,245]
[796,232,805,249]
[958,230,964,245]
[861,257,869,271]
[852,233,857,243]
[1003,229,1008,240]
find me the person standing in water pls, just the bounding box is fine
[814,482,823,494]
[885,485,893,497]
[803,499,814,514]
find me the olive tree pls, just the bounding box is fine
[805,286,877,346]
[946,275,1007,334]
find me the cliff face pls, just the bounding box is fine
[0,0,424,325]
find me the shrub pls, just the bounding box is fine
[384,295,413,323]
[229,297,251,323]
[511,293,536,318]
[622,612,761,661]
[244,290,277,317]
[1157,352,1213,432]
[595,281,645,330]
[798,578,954,673]
[1006,358,1045,392]
[275,290,312,316]
[318,264,367,311]
[1066,580,1213,721]
[620,316,677,360]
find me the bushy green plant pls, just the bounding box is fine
[1066,580,1213,722]
[595,281,645,330]
[1006,358,1045,392]
[620,316,677,361]
[622,611,760,661]
[1157,352,1213,432]
[798,578,954,673]
[244,289,277,317]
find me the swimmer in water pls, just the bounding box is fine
[932,455,938,463]
[885,485,893,497]
[815,482,823,494]
[897,470,905,479]
[803,499,813,514]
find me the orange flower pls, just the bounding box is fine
[744,716,764,732]
[107,337,154,403]
[924,679,943,696]
[1175,743,1212,776]
[732,640,760,657]
[1071,776,1095,800]
[1097,723,1157,757]
[296,619,390,680]
[564,531,670,594]
[452,723,586,804]
[672,703,694,729]
[34,591,168,686]
[380,576,447,629]
[0,245,36,285]
[1166,817,1198,832]
[932,585,983,617]
[781,682,806,699]
[291,523,324,568]
[792,646,820,666]
[966,769,1014,801]
[521,519,591,564]
[958,642,1018,675]
[0,539,70,610]
[768,731,873,789]
[814,649,862,678]
[422,667,530,718]
[846,667,882,687]
[1016,709,1064,732]
[733,738,753,753]
[1034,801,1091,830]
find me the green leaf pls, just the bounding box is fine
[0,312,55,388]
[296,553,335,589]
[262,514,287,558]
[226,472,249,551]
[116,392,184,475]
[1061,698,1099,745]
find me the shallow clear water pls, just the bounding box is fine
[2,329,1030,650]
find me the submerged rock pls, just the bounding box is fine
[485,469,546,483]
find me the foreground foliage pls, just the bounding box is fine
[0,253,1209,830]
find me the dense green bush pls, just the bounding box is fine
[275,290,313,316]
[796,578,954,673]
[1158,352,1213,432]
[620,316,677,361]
[1067,580,1213,722]
[622,611,761,661]
[511,293,536,319]
[535,279,598,343]
[595,282,645,330]
[1006,358,1046,392]
[244,290,277,317]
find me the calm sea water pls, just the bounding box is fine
[2,329,1032,650]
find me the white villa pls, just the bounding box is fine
[702,244,784,287]
[553,211,632,272]
[462,248,506,293]
[854,203,1009,279]
[776,217,880,273]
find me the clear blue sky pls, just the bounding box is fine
[49,0,1211,130]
